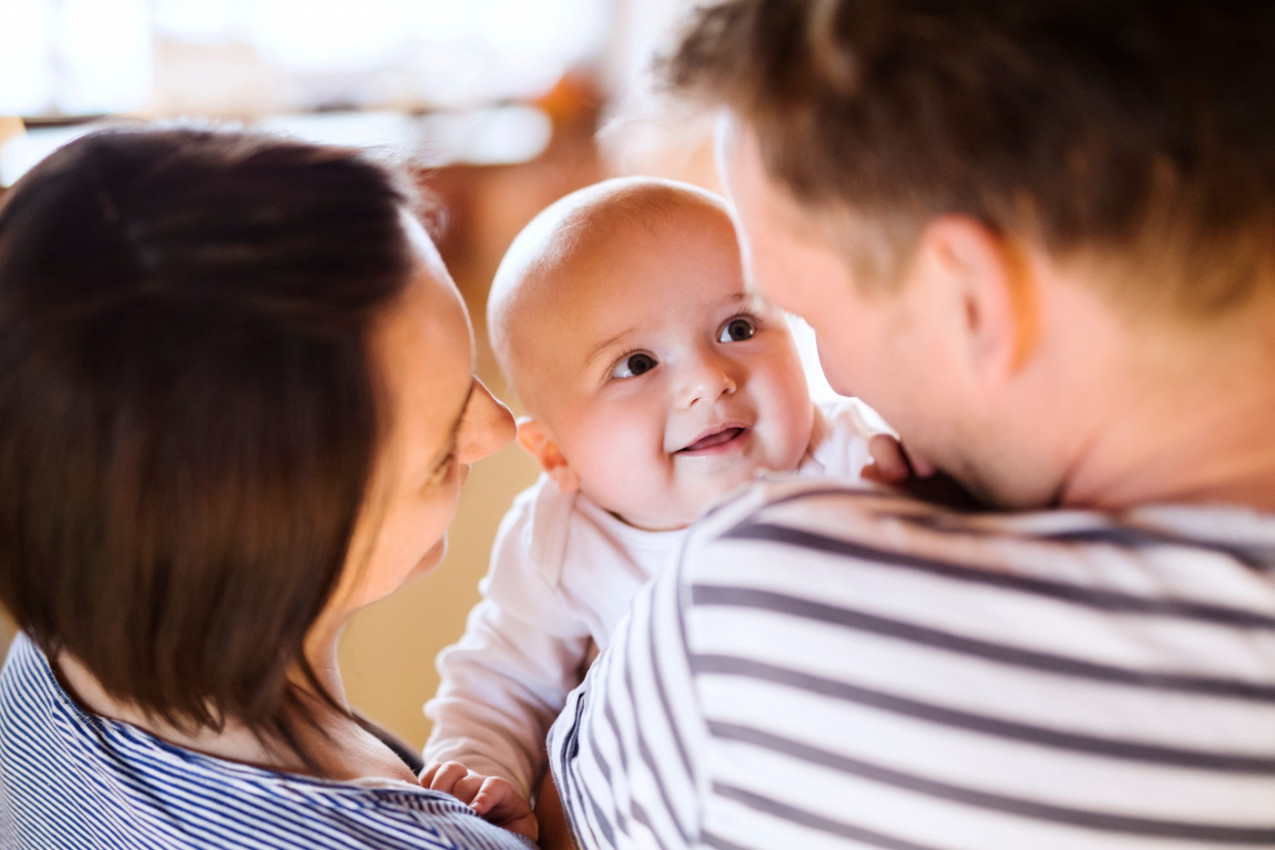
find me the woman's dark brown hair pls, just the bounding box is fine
[0,126,416,763]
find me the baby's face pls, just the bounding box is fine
[522,205,813,530]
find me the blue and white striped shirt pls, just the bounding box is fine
[0,633,531,850]
[549,477,1275,849]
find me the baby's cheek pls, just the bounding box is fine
[757,393,815,469]
[589,431,665,497]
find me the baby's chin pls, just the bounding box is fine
[607,470,769,532]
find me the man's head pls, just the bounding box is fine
[665,0,1275,508]
[668,0,1275,311]
[488,177,813,530]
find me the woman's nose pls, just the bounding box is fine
[456,379,515,464]
[676,350,738,409]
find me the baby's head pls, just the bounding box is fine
[488,176,814,530]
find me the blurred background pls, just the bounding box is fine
[0,0,835,750]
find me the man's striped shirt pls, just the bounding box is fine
[0,633,532,850]
[548,477,1275,849]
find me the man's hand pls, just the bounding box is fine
[421,761,539,843]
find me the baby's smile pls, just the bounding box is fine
[675,423,751,455]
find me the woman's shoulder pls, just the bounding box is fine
[0,633,529,849]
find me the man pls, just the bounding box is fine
[548,2,1275,848]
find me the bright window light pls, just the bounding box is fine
[413,0,607,107]
[416,105,552,166]
[256,105,552,167]
[3,0,611,116]
[153,0,252,43]
[257,110,417,150]
[0,0,56,114]
[55,0,153,114]
[252,0,415,73]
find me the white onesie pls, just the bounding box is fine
[423,397,883,799]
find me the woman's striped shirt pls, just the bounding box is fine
[0,633,532,850]
[548,477,1275,850]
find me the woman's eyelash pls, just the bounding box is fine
[429,449,457,484]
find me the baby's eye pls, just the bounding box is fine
[718,316,756,343]
[611,352,657,379]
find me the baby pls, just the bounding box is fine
[423,176,886,817]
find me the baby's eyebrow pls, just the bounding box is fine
[723,290,766,313]
[584,327,637,367]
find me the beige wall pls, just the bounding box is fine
[0,611,14,659]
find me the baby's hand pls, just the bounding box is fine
[421,761,538,843]
[862,432,915,486]
[862,433,981,510]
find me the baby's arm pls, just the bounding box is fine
[425,597,590,800]
[425,491,592,802]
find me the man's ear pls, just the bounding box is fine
[516,418,580,494]
[921,216,1039,382]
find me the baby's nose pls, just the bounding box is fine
[676,352,738,409]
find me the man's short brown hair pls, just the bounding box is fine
[663,0,1275,315]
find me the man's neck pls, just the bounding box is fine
[1047,292,1275,512]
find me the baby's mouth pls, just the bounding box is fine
[678,426,747,454]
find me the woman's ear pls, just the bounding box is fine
[921,216,1040,383]
[516,418,580,494]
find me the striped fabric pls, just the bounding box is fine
[548,477,1275,850]
[0,633,531,850]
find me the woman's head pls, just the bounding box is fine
[0,125,509,755]
[327,216,514,627]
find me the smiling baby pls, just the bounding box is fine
[422,176,885,816]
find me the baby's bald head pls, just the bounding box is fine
[486,176,814,531]
[487,176,737,418]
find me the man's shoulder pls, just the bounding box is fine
[688,476,949,553]
[681,477,1275,592]
[679,477,942,598]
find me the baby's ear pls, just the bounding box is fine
[516,418,580,494]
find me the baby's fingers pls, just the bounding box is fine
[469,776,513,816]
[420,761,443,787]
[423,761,471,798]
[472,777,538,842]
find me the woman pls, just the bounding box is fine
[0,127,533,848]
